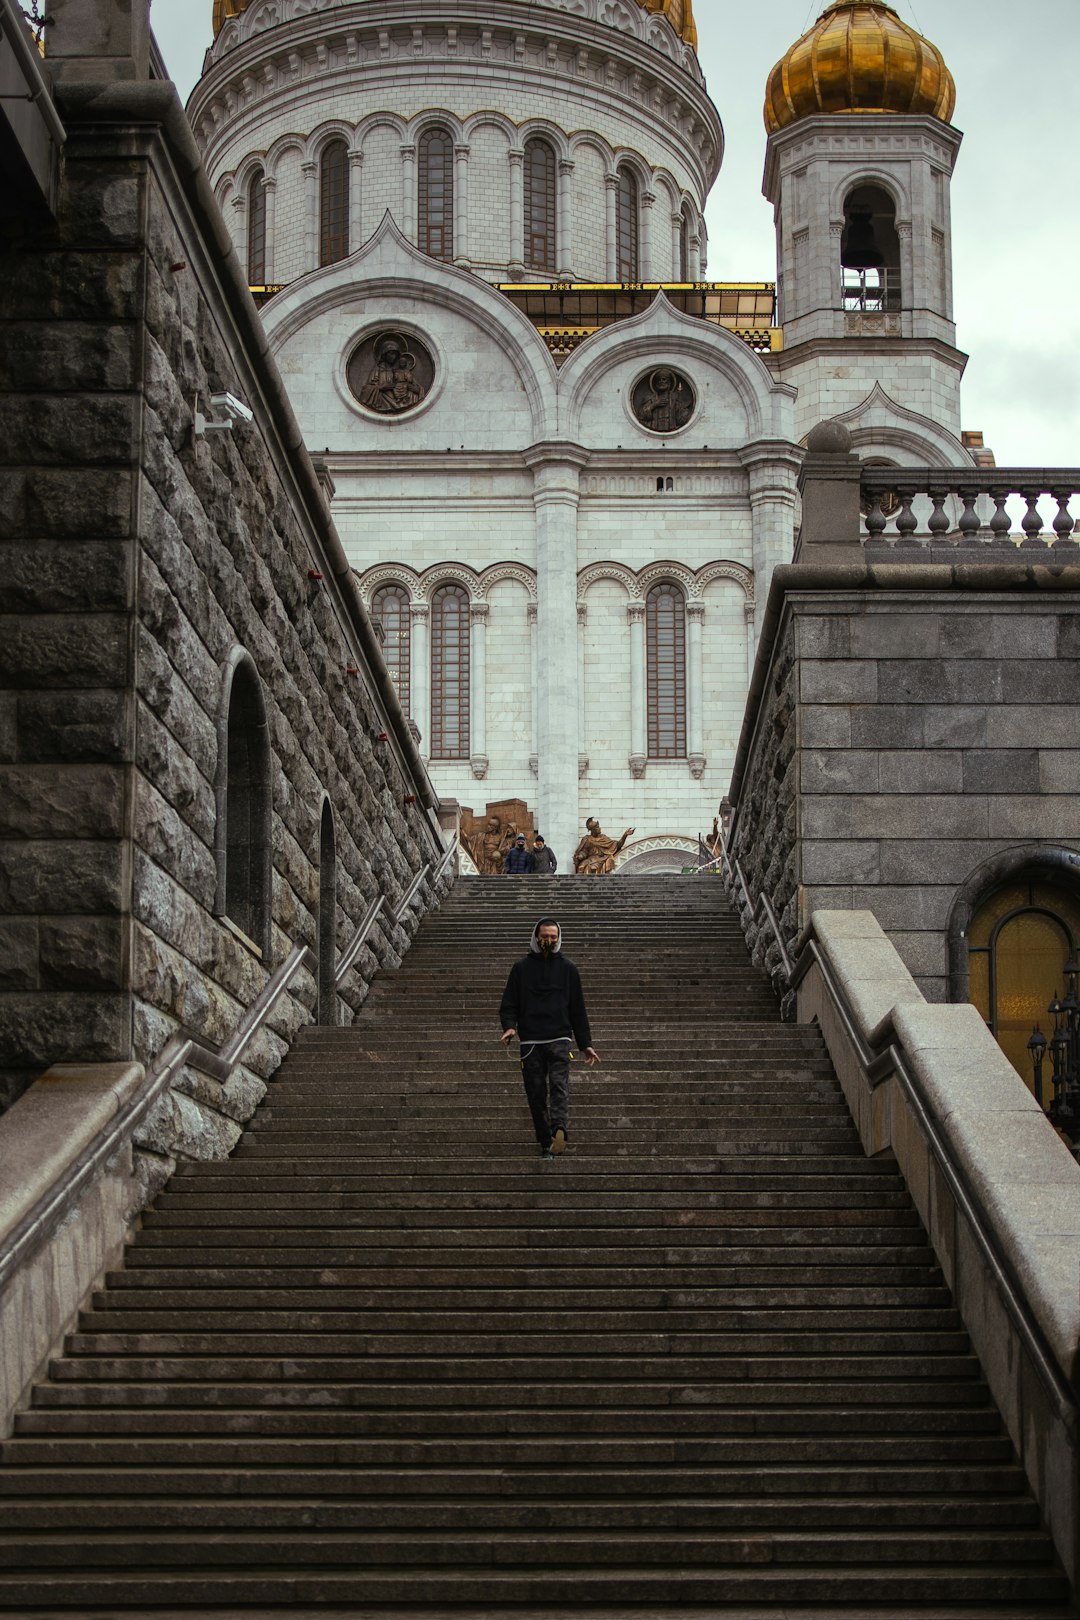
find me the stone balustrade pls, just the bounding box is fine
[861,467,1080,552]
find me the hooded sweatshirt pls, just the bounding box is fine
[499,918,593,1050]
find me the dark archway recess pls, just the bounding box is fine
[215,651,273,959]
[947,847,1080,1006]
[318,798,338,1026]
[841,183,901,312]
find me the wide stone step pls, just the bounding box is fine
[104,1262,942,1290]
[16,1403,1001,1438]
[0,1562,1068,1608]
[30,1378,990,1412]
[88,1285,952,1312]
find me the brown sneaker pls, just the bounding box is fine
[550,1127,566,1156]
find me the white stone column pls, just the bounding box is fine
[687,600,706,779]
[508,148,524,273]
[302,160,318,271]
[641,190,656,281]
[469,600,488,779]
[454,142,471,266]
[627,601,646,779]
[527,600,539,777]
[231,194,248,274]
[671,212,683,280]
[263,176,277,282]
[557,159,575,278]
[744,599,757,685]
[348,151,364,256]
[577,600,588,780]
[409,602,430,759]
[524,443,588,868]
[400,144,416,240]
[739,444,801,641]
[604,173,619,280]
[689,232,702,281]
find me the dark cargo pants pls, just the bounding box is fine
[520,1039,571,1149]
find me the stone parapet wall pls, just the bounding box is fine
[0,80,443,1156]
[729,562,1080,1001]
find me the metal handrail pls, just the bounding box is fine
[434,833,460,884]
[0,940,316,1296]
[729,855,795,982]
[335,895,386,987]
[390,862,430,925]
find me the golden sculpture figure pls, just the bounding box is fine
[573,817,636,876]
[467,814,517,876]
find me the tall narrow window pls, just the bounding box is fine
[430,583,470,759]
[841,183,901,312]
[373,583,411,715]
[247,168,267,285]
[646,582,686,759]
[320,138,349,266]
[616,166,639,282]
[318,799,338,1027]
[524,138,557,273]
[679,204,691,281]
[216,653,272,957]
[418,126,454,261]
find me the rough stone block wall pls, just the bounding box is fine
[730,572,1080,1003]
[0,91,440,1149]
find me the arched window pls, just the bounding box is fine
[841,183,901,312]
[372,583,411,714]
[319,138,349,266]
[318,799,337,1027]
[418,126,454,261]
[679,204,691,281]
[524,138,557,273]
[616,166,639,282]
[430,583,470,759]
[247,168,267,285]
[646,582,686,759]
[215,653,272,957]
[968,879,1080,1094]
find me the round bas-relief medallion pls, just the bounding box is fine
[347,330,435,417]
[632,367,696,434]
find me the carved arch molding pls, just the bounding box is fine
[359,558,754,608]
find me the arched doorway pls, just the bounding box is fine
[967,877,1080,1096]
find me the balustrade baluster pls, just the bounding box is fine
[957,488,981,540]
[1020,489,1047,548]
[928,488,950,539]
[895,492,918,544]
[1051,490,1077,546]
[989,490,1012,545]
[865,490,888,539]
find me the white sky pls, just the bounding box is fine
[149,0,1079,466]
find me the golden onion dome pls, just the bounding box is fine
[213,0,697,48]
[764,1,955,134]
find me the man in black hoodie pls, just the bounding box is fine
[499,917,601,1158]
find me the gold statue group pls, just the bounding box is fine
[466,816,635,876]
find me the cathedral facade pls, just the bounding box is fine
[189,0,978,871]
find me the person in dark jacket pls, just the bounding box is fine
[531,834,557,875]
[499,917,601,1157]
[504,833,534,875]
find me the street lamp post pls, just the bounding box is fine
[1030,959,1080,1156]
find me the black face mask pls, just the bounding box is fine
[539,938,557,955]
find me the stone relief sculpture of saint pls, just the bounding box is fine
[633,367,694,434]
[573,817,636,876]
[357,334,424,415]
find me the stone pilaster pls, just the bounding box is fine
[524,444,588,867]
[409,602,430,759]
[627,601,646,779]
[469,600,488,778]
[686,601,706,778]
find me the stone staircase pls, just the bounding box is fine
[0,877,1072,1616]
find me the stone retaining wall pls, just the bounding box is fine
[0,81,443,1181]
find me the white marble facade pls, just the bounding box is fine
[190,0,979,872]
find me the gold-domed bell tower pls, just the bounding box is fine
[762,1,964,432]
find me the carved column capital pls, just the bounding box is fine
[559,158,575,177]
[577,601,588,624]
[509,147,524,168]
[301,161,317,178]
[526,601,538,625]
[348,150,364,169]
[605,172,620,192]
[470,601,490,625]
[454,142,471,161]
[409,601,430,622]
[626,601,646,624]
[686,601,706,621]
[743,599,756,623]
[262,175,277,193]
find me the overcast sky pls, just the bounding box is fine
[149,0,1079,466]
